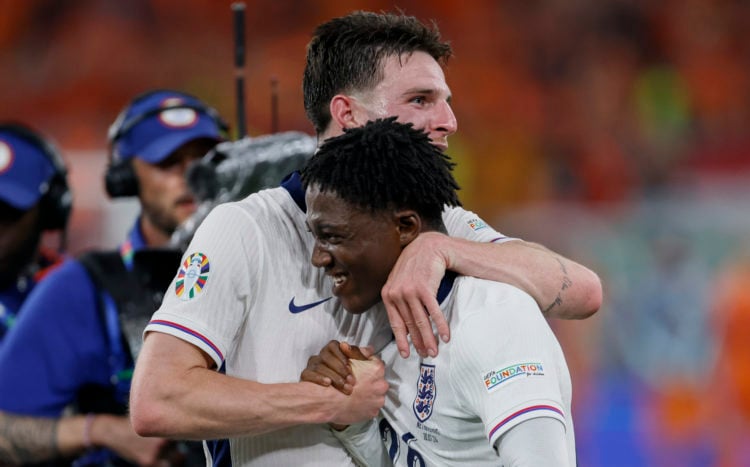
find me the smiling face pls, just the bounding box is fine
[328,51,458,151]
[305,184,407,314]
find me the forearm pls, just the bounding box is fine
[135,373,347,439]
[0,411,84,464]
[442,236,602,319]
[130,334,352,440]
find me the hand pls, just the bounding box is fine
[90,414,181,466]
[301,341,371,395]
[381,231,451,359]
[328,355,387,427]
[302,341,383,430]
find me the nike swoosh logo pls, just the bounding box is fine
[288,296,333,314]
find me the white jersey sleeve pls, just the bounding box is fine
[441,206,516,243]
[145,201,260,367]
[494,417,571,466]
[449,280,570,448]
[331,420,392,467]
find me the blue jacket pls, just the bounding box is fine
[0,220,148,465]
[0,249,64,344]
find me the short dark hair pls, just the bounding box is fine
[303,11,452,135]
[301,117,461,229]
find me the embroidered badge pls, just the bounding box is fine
[175,252,210,301]
[466,217,487,231]
[413,363,436,422]
[482,362,545,393]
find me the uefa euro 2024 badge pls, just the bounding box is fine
[176,252,210,301]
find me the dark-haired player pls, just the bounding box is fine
[302,118,574,466]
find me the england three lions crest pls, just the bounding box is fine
[413,363,436,422]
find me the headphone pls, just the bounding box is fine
[0,123,72,231]
[105,90,229,198]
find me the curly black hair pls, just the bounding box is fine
[301,117,461,229]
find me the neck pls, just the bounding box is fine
[318,127,343,146]
[138,216,171,247]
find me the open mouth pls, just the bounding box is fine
[431,139,448,152]
[330,272,347,295]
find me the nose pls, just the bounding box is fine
[311,242,332,269]
[434,101,457,137]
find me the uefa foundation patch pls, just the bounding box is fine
[176,252,210,301]
[466,217,487,231]
[482,362,545,393]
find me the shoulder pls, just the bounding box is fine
[26,258,98,307]
[448,278,546,351]
[454,276,538,315]
[37,258,96,291]
[207,187,304,229]
[14,258,99,323]
[441,206,510,242]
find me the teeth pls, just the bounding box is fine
[333,275,345,286]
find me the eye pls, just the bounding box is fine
[322,233,343,244]
[410,96,426,105]
[316,228,346,245]
[155,158,185,174]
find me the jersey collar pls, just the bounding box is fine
[280,171,306,213]
[436,271,458,305]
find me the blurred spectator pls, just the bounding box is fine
[0,90,224,466]
[0,123,70,344]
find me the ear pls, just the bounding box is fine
[394,210,421,247]
[330,94,367,130]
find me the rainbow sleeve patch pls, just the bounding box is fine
[482,362,545,393]
[175,252,210,301]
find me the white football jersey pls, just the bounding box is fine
[340,277,576,466]
[146,176,509,466]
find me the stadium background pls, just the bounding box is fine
[2,0,749,465]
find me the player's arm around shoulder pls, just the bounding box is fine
[442,206,601,319]
[386,207,601,358]
[439,229,602,321]
[504,239,602,320]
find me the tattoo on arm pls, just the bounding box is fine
[0,411,61,464]
[542,258,572,315]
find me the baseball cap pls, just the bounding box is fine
[0,128,58,211]
[110,90,226,164]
